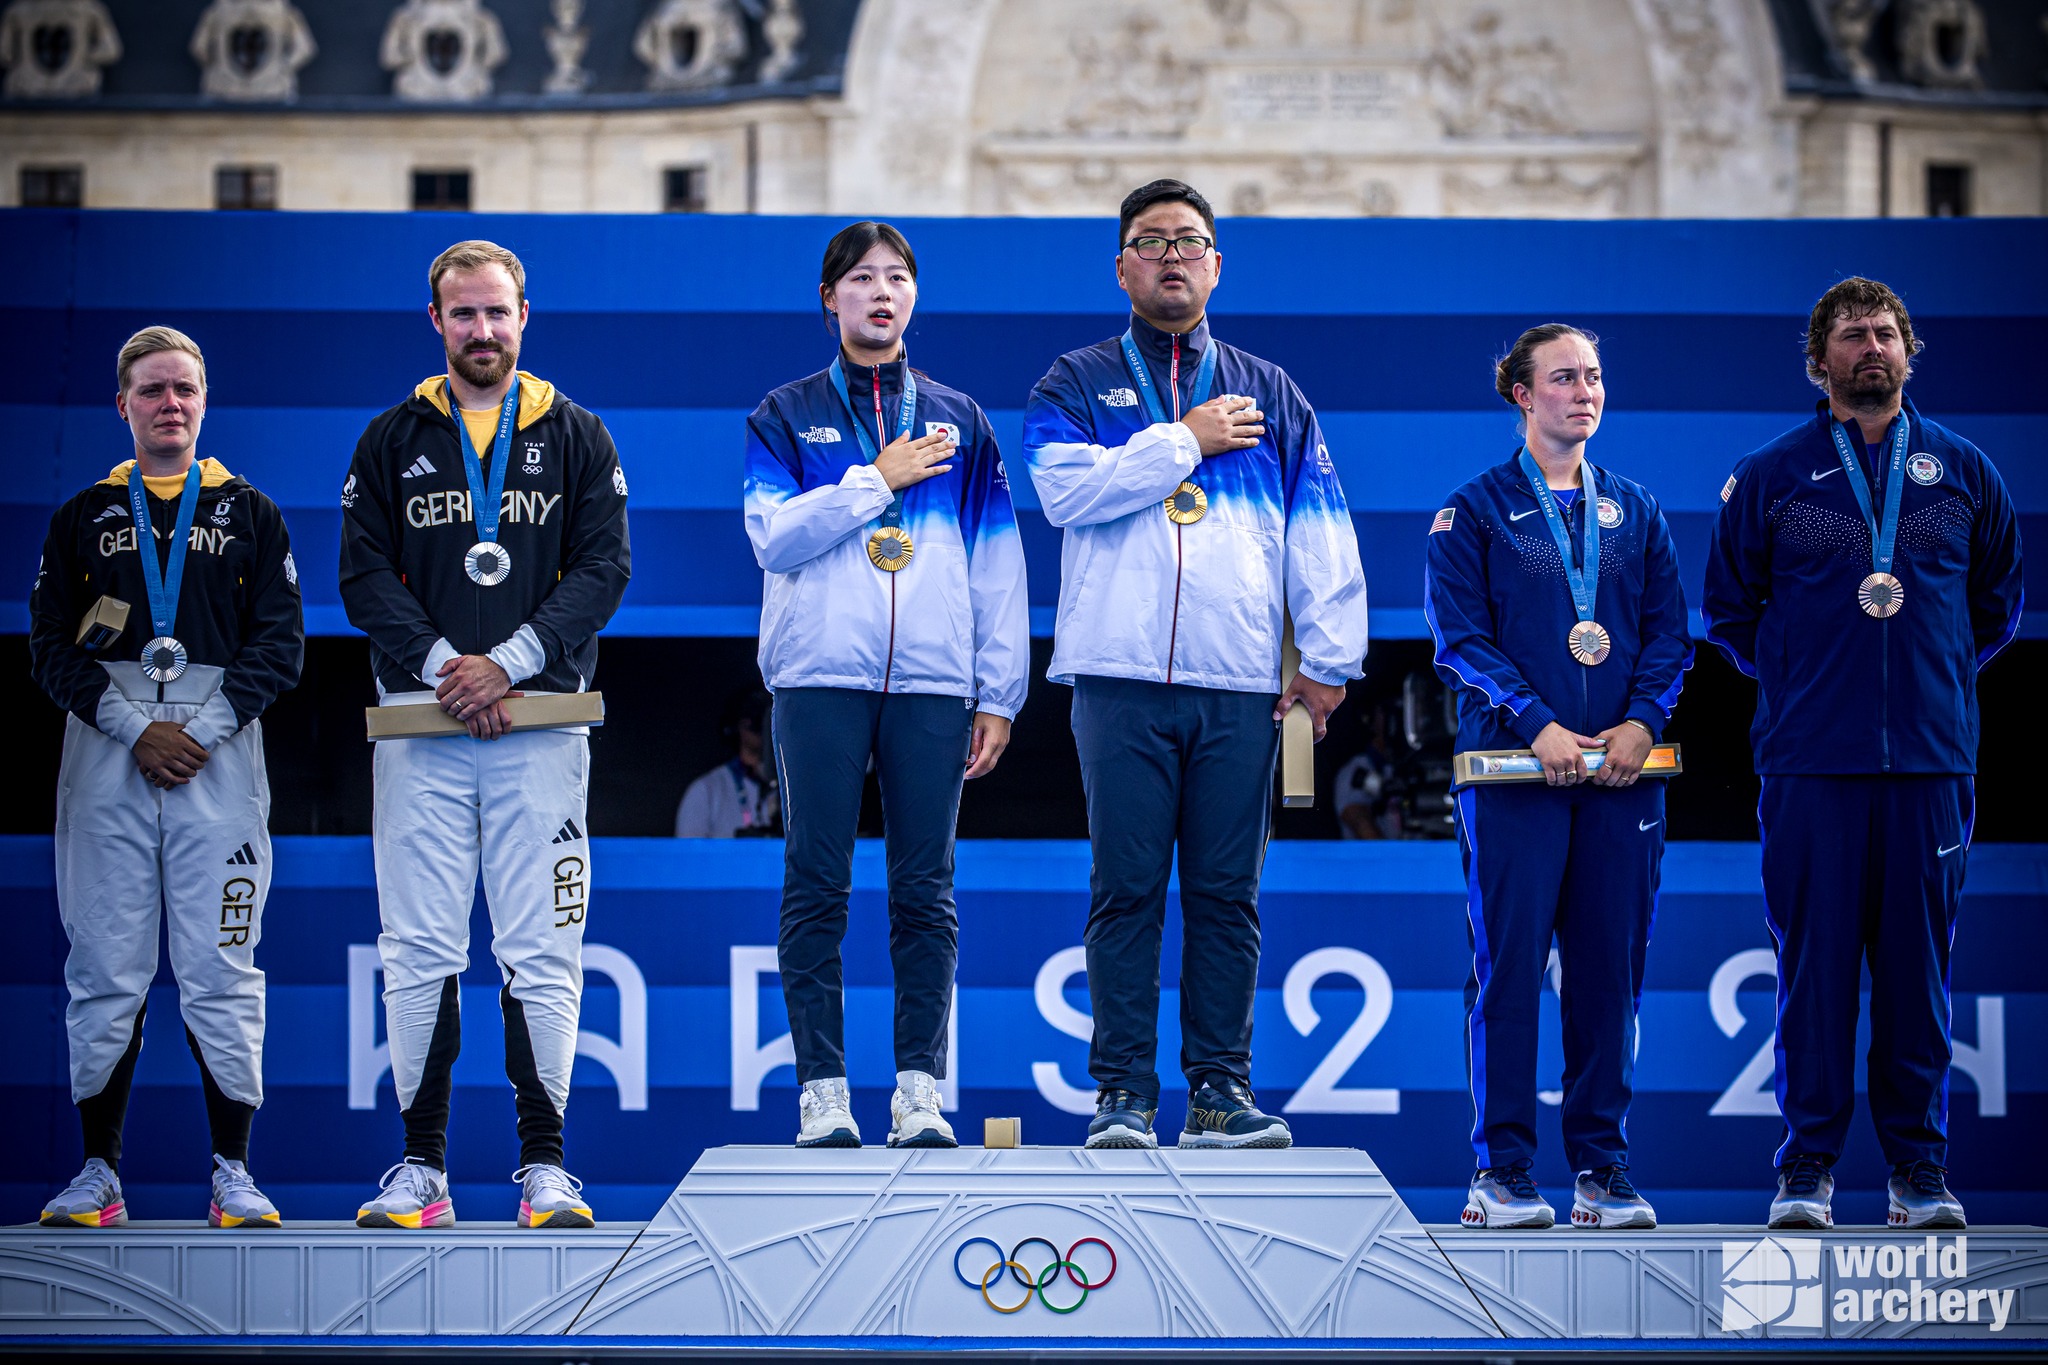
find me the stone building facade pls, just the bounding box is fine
[1,0,2043,217]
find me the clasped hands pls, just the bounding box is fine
[1530,720,1654,788]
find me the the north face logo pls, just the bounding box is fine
[1720,1237,1823,1331]
[1100,388,1139,408]
[801,426,843,444]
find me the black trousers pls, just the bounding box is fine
[773,687,972,1083]
[1071,675,1279,1103]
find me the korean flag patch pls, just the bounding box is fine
[925,421,962,446]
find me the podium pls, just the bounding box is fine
[3,1147,2044,1343]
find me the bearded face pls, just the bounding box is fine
[1821,308,1909,409]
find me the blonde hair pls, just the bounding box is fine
[428,239,527,309]
[117,325,206,394]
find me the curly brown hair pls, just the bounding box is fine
[1805,276,1922,389]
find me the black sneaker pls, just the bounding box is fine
[1767,1156,1834,1230]
[1085,1089,1158,1149]
[1178,1080,1292,1149]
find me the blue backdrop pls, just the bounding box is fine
[2,210,2044,640]
[4,836,2040,1229]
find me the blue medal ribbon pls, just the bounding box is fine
[454,378,519,546]
[1120,328,1217,427]
[828,356,917,527]
[1516,448,1600,626]
[127,462,203,646]
[1828,411,1909,577]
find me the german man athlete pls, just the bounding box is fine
[1425,325,1691,1230]
[31,326,304,1229]
[1023,180,1368,1150]
[1704,277,2022,1232]
[746,221,1028,1148]
[340,241,631,1229]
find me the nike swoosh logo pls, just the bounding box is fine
[1509,508,1540,521]
[1810,467,1843,481]
[1938,843,1962,857]
[1639,819,1660,832]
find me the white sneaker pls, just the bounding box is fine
[209,1154,282,1228]
[514,1163,594,1228]
[41,1158,126,1228]
[887,1070,957,1148]
[797,1076,860,1148]
[356,1160,455,1229]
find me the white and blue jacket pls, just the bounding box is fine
[1425,453,1693,752]
[744,357,1029,719]
[1021,314,1368,692]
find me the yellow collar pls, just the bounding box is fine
[99,457,234,491]
[415,371,556,432]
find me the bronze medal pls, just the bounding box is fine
[1858,571,1903,618]
[867,526,914,572]
[1164,481,1208,525]
[1567,620,1611,666]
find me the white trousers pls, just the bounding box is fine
[54,675,270,1106]
[371,727,590,1114]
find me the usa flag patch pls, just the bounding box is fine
[1720,474,1737,503]
[1430,507,1456,534]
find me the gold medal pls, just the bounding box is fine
[1858,571,1903,618]
[1567,620,1611,666]
[1164,481,1208,525]
[867,526,914,572]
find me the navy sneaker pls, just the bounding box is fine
[1767,1156,1834,1230]
[1085,1089,1158,1149]
[1571,1165,1656,1229]
[1888,1161,1966,1229]
[1178,1080,1292,1149]
[1463,1164,1555,1228]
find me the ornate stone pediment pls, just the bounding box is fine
[0,0,121,99]
[633,0,747,91]
[191,0,317,103]
[381,0,506,103]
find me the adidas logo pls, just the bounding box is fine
[402,456,437,479]
[550,818,585,845]
[225,841,259,866]
[93,505,125,523]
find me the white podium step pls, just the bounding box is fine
[3,1147,2044,1343]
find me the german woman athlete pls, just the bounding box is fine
[1022,179,1368,1150]
[339,241,631,1228]
[1425,325,1691,1229]
[745,221,1029,1148]
[31,327,304,1229]
[1704,278,2022,1231]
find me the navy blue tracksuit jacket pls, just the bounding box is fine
[1426,453,1691,1176]
[1703,398,2022,1170]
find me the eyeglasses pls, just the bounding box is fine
[1122,234,1214,261]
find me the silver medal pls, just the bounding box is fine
[465,540,511,587]
[141,635,188,683]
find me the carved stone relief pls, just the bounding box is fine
[1443,159,1630,215]
[1065,10,1204,137]
[1230,155,1399,215]
[542,0,589,94]
[1204,0,1302,47]
[758,0,804,83]
[190,0,316,103]
[634,0,747,91]
[1821,0,1882,82]
[381,0,506,102]
[1427,8,1570,136]
[0,0,121,99]
[1897,0,1986,89]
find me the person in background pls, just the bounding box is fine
[676,688,779,837]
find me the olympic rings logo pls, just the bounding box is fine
[952,1236,1117,1314]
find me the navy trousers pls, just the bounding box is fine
[1760,774,1973,1169]
[1071,675,1280,1103]
[1454,778,1664,1174]
[773,687,972,1083]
